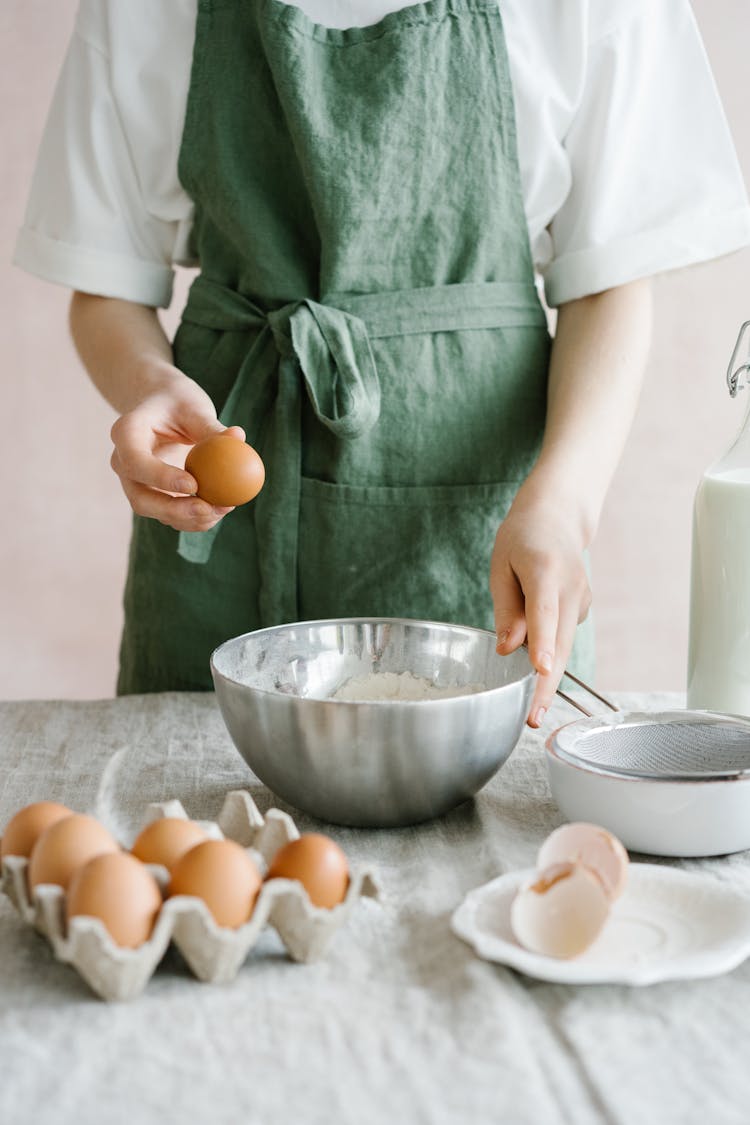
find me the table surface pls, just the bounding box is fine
[1,690,749,1125]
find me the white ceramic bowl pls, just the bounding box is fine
[545,709,750,857]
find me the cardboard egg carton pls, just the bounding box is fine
[0,790,379,1002]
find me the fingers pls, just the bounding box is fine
[111,423,197,496]
[222,425,246,442]
[577,583,593,623]
[492,542,592,728]
[526,601,580,729]
[493,564,527,656]
[117,472,234,532]
[522,567,559,678]
[110,388,246,530]
[525,568,592,729]
[490,501,593,729]
[166,391,244,445]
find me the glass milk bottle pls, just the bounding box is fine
[688,321,750,715]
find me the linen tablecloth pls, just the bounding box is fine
[1,691,748,1125]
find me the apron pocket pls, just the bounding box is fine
[298,477,518,629]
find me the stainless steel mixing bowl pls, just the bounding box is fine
[211,618,536,828]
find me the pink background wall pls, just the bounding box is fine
[2,1,749,700]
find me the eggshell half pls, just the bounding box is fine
[1,801,71,860]
[537,822,629,901]
[510,861,611,959]
[67,852,163,949]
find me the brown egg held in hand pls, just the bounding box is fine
[168,839,262,928]
[265,833,349,910]
[185,433,265,507]
[1,801,71,860]
[29,814,120,892]
[131,818,208,872]
[67,852,163,949]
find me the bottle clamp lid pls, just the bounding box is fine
[727,320,750,397]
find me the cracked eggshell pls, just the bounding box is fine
[537,822,629,902]
[510,862,610,959]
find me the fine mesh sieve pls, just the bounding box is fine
[552,669,750,782]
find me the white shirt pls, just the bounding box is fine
[13,0,750,308]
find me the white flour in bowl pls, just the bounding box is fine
[329,670,486,702]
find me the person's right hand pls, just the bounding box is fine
[109,367,246,532]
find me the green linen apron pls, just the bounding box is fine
[117,0,594,693]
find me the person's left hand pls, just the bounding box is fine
[490,491,592,728]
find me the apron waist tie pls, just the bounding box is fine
[176,275,547,626]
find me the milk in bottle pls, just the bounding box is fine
[688,321,750,715]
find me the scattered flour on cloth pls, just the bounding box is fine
[329,670,486,701]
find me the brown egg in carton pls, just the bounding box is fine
[0,790,379,1002]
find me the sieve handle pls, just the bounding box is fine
[518,643,619,716]
[555,689,595,717]
[557,668,620,716]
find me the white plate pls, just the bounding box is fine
[451,864,750,985]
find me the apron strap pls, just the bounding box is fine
[329,281,547,336]
[176,276,547,628]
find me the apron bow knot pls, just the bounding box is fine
[266,299,381,438]
[177,278,381,570]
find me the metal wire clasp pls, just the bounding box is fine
[520,643,619,718]
[727,320,750,397]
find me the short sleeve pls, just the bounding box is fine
[542,2,750,307]
[13,3,190,308]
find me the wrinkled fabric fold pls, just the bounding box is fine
[176,275,548,620]
[117,0,597,693]
[177,280,382,574]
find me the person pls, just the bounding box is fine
[14,0,750,724]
